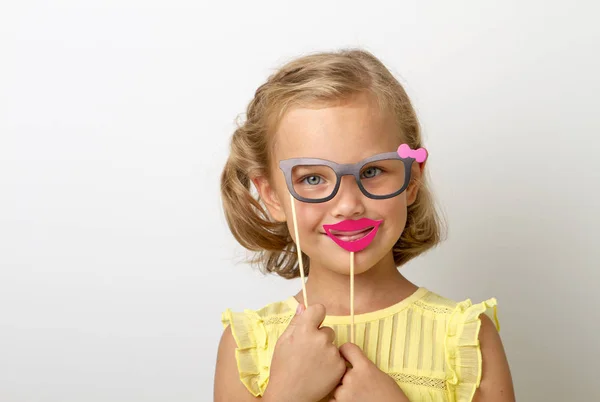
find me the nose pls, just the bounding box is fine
[329,175,366,218]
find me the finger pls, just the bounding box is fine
[339,366,352,385]
[302,303,327,328]
[338,342,369,368]
[319,325,336,343]
[331,384,344,402]
[285,302,306,329]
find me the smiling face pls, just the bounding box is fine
[253,92,423,276]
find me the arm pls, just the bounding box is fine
[472,314,516,402]
[214,326,262,402]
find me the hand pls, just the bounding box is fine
[329,342,410,402]
[262,303,347,402]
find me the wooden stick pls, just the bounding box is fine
[290,195,308,307]
[350,251,355,344]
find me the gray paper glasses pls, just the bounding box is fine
[279,151,416,203]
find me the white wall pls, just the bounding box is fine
[1,1,598,401]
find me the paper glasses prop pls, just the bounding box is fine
[279,143,428,343]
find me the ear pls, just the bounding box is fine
[406,159,426,206]
[251,175,287,222]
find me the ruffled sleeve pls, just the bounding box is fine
[444,298,500,402]
[221,308,270,397]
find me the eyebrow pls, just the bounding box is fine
[283,151,400,165]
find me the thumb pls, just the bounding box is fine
[338,342,370,368]
[287,303,306,327]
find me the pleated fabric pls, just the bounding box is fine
[221,287,499,401]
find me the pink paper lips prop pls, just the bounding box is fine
[323,217,383,252]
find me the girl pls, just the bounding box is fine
[214,49,515,402]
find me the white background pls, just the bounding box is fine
[1,1,599,401]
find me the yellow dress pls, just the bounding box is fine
[221,287,499,402]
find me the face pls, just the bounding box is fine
[254,92,423,276]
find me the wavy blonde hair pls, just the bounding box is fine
[220,48,445,279]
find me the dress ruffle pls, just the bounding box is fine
[444,298,500,402]
[221,308,269,397]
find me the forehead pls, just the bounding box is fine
[272,93,401,164]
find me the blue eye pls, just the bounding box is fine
[302,175,322,185]
[361,167,382,179]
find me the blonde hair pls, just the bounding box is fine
[220,48,445,279]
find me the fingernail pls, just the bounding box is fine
[296,304,304,315]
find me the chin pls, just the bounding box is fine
[320,243,390,276]
[307,231,397,274]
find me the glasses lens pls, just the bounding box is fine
[359,159,407,197]
[291,164,337,200]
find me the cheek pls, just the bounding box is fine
[294,203,328,232]
[377,197,409,233]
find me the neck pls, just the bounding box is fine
[294,251,419,316]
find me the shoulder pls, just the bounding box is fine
[415,289,500,328]
[220,296,296,331]
[412,288,462,315]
